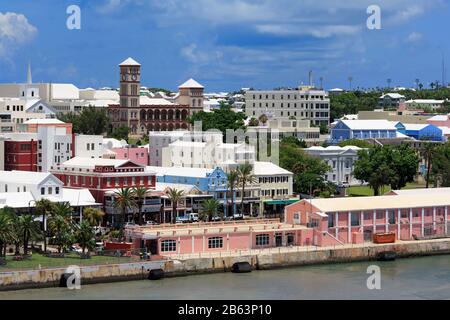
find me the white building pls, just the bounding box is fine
[74,135,104,158]
[253,161,293,199]
[304,146,363,186]
[405,99,446,110]
[0,170,98,216]
[247,118,321,142]
[245,86,330,125]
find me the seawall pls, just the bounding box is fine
[2,239,450,291]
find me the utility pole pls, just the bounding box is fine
[387,78,392,89]
[348,76,353,91]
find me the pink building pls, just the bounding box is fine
[284,190,450,246]
[106,146,149,166]
[126,219,313,255]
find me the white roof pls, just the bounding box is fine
[154,183,201,194]
[24,118,64,125]
[103,138,128,149]
[340,120,397,130]
[179,78,204,89]
[330,88,344,92]
[390,188,450,196]
[253,161,292,176]
[0,188,99,209]
[146,166,213,178]
[119,57,141,66]
[380,93,405,99]
[439,126,450,135]
[51,84,79,100]
[62,157,141,169]
[298,193,450,213]
[428,115,449,121]
[405,99,445,104]
[140,96,174,106]
[0,171,59,185]
[306,146,361,152]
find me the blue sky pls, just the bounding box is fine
[0,0,449,91]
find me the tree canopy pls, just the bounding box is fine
[353,144,419,195]
[431,141,450,187]
[58,107,110,135]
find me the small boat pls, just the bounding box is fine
[377,251,396,261]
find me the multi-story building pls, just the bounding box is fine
[405,99,446,110]
[379,93,406,108]
[284,188,450,245]
[304,146,362,186]
[247,118,321,143]
[50,157,156,225]
[73,134,104,159]
[245,86,330,126]
[104,146,149,166]
[107,58,203,137]
[331,120,399,143]
[3,119,73,172]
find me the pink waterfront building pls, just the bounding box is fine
[284,189,450,246]
[106,146,149,166]
[126,219,314,255]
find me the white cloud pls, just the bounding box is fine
[256,24,361,38]
[0,12,37,57]
[405,32,423,43]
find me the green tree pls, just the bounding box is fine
[431,142,450,187]
[167,188,184,224]
[48,203,74,253]
[258,114,268,125]
[248,117,259,127]
[18,214,41,256]
[83,207,105,226]
[420,143,437,188]
[58,107,110,135]
[200,199,221,222]
[75,221,96,255]
[110,126,130,141]
[187,104,246,138]
[281,136,307,148]
[353,145,419,195]
[114,188,136,237]
[133,186,151,225]
[237,164,256,215]
[35,199,55,253]
[226,170,239,217]
[338,139,373,148]
[0,209,14,257]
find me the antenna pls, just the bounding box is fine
[442,53,446,87]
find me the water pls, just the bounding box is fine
[2,255,450,300]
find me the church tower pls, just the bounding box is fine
[119,57,141,134]
[20,63,40,100]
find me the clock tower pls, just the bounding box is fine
[119,57,141,134]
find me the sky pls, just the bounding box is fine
[0,0,449,92]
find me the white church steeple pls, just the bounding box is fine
[27,62,33,84]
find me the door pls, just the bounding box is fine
[286,233,294,246]
[275,233,283,247]
[147,240,158,255]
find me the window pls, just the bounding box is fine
[388,210,396,224]
[41,187,45,195]
[351,213,360,226]
[256,234,270,246]
[48,187,53,195]
[55,187,60,195]
[328,213,335,228]
[161,240,177,252]
[208,237,223,249]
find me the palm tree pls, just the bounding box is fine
[227,170,239,217]
[167,188,184,224]
[114,188,136,238]
[18,215,41,256]
[237,163,256,215]
[0,210,14,258]
[34,199,55,253]
[200,199,221,222]
[1,207,20,255]
[83,207,105,226]
[421,143,436,188]
[75,221,96,255]
[133,186,151,225]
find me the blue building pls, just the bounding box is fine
[146,166,236,216]
[396,123,443,142]
[331,120,398,143]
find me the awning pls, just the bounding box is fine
[263,199,299,205]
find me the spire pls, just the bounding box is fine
[27,62,32,84]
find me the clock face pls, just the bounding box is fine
[132,74,137,81]
[122,74,126,81]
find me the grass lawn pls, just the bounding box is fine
[0,253,139,271]
[347,182,426,197]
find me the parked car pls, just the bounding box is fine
[176,216,190,224]
[189,213,199,222]
[145,220,159,226]
[211,216,221,222]
[233,213,244,220]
